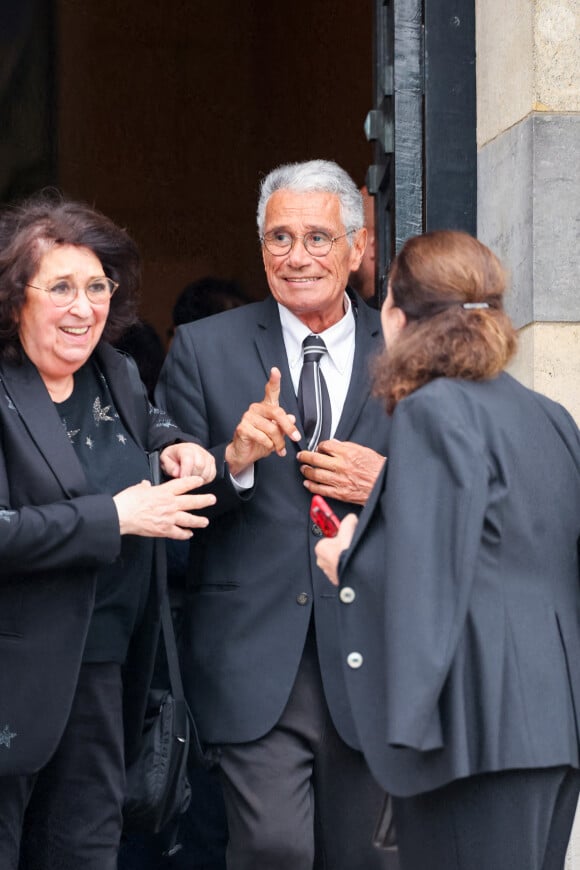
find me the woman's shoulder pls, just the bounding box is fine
[391,378,485,447]
[394,374,520,440]
[400,371,544,412]
[398,374,497,416]
[398,373,579,449]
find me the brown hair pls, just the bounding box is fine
[373,230,517,413]
[0,190,140,363]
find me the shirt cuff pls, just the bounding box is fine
[230,465,255,491]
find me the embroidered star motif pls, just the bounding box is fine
[85,436,94,449]
[151,408,178,429]
[93,397,114,424]
[60,418,80,443]
[116,433,127,445]
[0,725,17,749]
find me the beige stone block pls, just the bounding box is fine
[506,323,535,388]
[476,0,534,146]
[507,321,580,423]
[534,0,580,111]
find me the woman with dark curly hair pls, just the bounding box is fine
[0,192,216,870]
[316,230,580,870]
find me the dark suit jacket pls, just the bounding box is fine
[155,293,390,747]
[0,342,186,776]
[336,373,580,797]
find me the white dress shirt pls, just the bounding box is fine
[231,293,356,489]
[277,293,356,436]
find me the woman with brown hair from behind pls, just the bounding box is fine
[373,228,517,410]
[316,230,580,870]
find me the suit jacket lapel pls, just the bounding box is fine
[254,297,303,443]
[0,356,88,497]
[253,294,384,451]
[333,297,383,442]
[94,343,147,448]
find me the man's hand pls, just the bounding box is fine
[225,367,301,477]
[298,439,386,505]
[315,513,358,586]
[160,442,216,483]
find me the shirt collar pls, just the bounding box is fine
[277,293,355,373]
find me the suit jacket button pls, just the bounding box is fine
[339,587,356,604]
[296,592,309,605]
[347,652,363,669]
[311,522,324,537]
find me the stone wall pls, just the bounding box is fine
[476,0,579,423]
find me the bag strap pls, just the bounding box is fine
[149,451,188,744]
[148,447,213,766]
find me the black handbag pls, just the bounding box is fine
[123,590,192,836]
[123,450,193,851]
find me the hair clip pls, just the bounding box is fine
[462,302,490,309]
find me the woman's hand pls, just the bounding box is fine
[160,442,216,483]
[315,513,358,586]
[113,475,216,540]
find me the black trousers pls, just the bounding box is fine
[392,765,580,870]
[214,628,399,870]
[0,662,125,870]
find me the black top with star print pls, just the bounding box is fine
[55,361,153,663]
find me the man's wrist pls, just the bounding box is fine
[225,442,247,478]
[230,465,255,491]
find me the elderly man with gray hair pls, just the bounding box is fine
[156,159,397,869]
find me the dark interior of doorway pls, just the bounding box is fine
[54,1,373,339]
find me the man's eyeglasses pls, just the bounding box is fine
[26,277,119,307]
[260,230,354,258]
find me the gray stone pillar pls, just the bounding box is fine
[476,0,579,423]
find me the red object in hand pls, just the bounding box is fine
[310,495,340,538]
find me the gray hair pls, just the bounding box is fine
[256,160,364,243]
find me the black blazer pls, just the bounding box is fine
[336,373,580,797]
[155,293,391,748]
[0,342,186,776]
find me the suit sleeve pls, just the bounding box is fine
[155,325,252,514]
[155,328,210,442]
[0,440,120,576]
[351,387,490,751]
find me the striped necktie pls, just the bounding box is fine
[298,334,332,450]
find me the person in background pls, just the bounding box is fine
[115,320,166,403]
[348,184,376,307]
[0,192,216,870]
[316,229,580,870]
[156,159,397,870]
[167,276,247,342]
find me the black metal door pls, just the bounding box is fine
[366,0,476,303]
